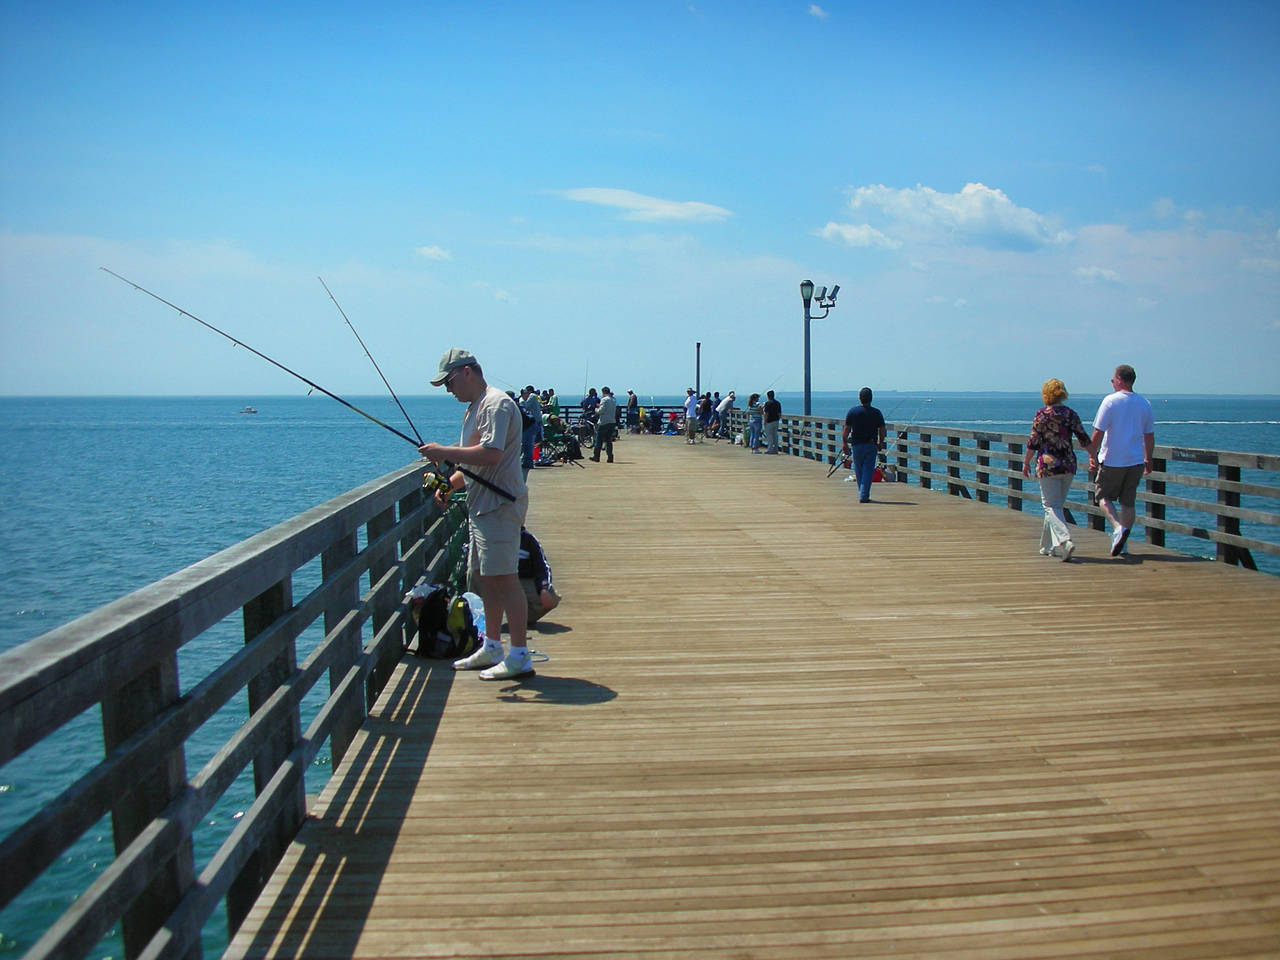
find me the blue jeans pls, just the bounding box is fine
[748,416,762,450]
[851,443,878,501]
[521,427,538,469]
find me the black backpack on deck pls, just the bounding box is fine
[410,586,481,660]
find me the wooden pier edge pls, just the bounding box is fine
[226,434,1280,960]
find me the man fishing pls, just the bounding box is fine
[419,348,534,680]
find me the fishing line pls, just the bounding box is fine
[102,268,516,502]
[318,276,422,445]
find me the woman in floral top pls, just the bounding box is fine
[1022,378,1091,562]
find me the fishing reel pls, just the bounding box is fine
[422,467,456,500]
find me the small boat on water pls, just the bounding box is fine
[239,406,258,414]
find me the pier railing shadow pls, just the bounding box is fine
[233,657,455,959]
[725,410,1280,575]
[0,461,468,960]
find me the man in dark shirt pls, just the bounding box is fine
[762,390,782,454]
[842,387,886,503]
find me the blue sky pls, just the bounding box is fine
[2,0,1277,397]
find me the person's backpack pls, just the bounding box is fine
[406,585,482,659]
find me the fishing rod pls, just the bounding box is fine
[318,276,422,445]
[101,268,516,502]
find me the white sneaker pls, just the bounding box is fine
[1061,541,1075,562]
[1039,547,1053,557]
[479,651,535,681]
[1110,526,1131,557]
[453,644,504,671]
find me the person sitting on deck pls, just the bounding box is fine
[467,527,561,626]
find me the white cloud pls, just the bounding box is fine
[559,187,731,223]
[1240,257,1280,274]
[1074,265,1122,284]
[818,222,902,249]
[472,280,514,303]
[415,245,452,261]
[808,4,828,18]
[842,182,1071,251]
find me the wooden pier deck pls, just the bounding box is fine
[226,434,1280,960]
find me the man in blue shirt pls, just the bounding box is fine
[842,387,886,503]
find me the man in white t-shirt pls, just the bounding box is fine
[714,391,736,440]
[1088,364,1155,557]
[420,348,533,680]
[683,388,699,444]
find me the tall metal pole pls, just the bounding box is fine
[803,300,812,416]
[800,281,814,416]
[695,341,702,397]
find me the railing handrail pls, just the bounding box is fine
[0,460,468,959]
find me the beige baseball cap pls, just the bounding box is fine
[429,348,477,386]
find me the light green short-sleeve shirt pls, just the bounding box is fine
[462,385,528,516]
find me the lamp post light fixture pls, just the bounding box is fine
[800,279,839,416]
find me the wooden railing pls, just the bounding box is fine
[730,412,1280,572]
[0,462,467,960]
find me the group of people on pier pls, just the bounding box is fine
[416,348,1158,687]
[835,367,1155,564]
[681,388,784,453]
[1021,364,1155,563]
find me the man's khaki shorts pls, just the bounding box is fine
[469,501,525,576]
[1096,462,1144,508]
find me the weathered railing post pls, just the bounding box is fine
[1147,457,1167,548]
[1007,442,1023,511]
[227,579,303,937]
[1217,463,1254,568]
[101,642,196,960]
[920,433,932,490]
[895,426,909,482]
[366,504,401,707]
[976,438,991,504]
[324,531,363,766]
[398,484,428,649]
[948,434,970,498]
[1088,467,1106,531]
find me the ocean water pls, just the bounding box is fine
[1,391,1277,956]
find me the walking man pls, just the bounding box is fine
[762,390,782,454]
[842,387,886,503]
[1088,364,1155,557]
[420,348,533,680]
[591,386,618,462]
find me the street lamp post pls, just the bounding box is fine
[800,279,839,416]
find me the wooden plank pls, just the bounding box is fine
[227,435,1280,960]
